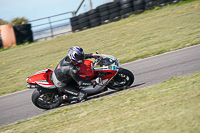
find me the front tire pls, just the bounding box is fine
[32,88,62,109]
[108,68,134,90]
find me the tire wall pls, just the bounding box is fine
[0,33,3,49]
[70,0,182,32]
[13,24,33,45]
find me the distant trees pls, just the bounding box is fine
[0,17,29,26]
[0,19,9,25]
[11,17,28,26]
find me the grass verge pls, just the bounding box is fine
[0,72,199,133]
[0,0,200,96]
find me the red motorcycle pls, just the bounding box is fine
[26,54,134,109]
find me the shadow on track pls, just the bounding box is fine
[87,82,146,100]
[43,83,146,110]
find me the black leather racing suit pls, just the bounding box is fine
[52,54,95,101]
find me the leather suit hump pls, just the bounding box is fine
[54,56,72,83]
[54,55,93,86]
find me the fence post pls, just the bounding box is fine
[89,0,93,10]
[72,11,76,17]
[75,0,85,15]
[48,17,54,38]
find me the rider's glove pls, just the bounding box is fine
[92,52,99,58]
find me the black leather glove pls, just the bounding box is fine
[92,52,99,58]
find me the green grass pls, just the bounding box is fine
[0,71,199,133]
[0,0,200,96]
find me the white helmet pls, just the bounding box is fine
[68,46,84,63]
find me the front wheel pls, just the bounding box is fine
[107,68,134,90]
[32,88,62,109]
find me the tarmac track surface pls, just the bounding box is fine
[0,44,200,127]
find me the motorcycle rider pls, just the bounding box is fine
[52,46,101,103]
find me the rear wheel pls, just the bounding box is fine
[32,88,62,109]
[108,68,134,90]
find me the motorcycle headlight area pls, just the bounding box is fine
[98,58,120,67]
[100,58,115,66]
[115,59,120,67]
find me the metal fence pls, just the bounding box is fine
[28,0,107,42]
[29,11,74,41]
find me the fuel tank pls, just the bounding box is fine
[76,60,95,80]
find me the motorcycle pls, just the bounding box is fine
[26,54,134,109]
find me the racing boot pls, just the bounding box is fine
[77,90,87,102]
[61,90,87,103]
[68,90,87,102]
[58,95,70,104]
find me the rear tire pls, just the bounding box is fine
[32,88,62,109]
[108,68,134,90]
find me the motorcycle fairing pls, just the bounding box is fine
[76,59,118,94]
[27,68,56,89]
[82,69,118,94]
[76,60,95,80]
[34,68,49,75]
[94,65,117,71]
[82,70,118,94]
[35,81,55,89]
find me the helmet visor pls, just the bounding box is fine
[75,53,84,63]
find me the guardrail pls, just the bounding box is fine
[28,0,93,42]
[29,11,74,41]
